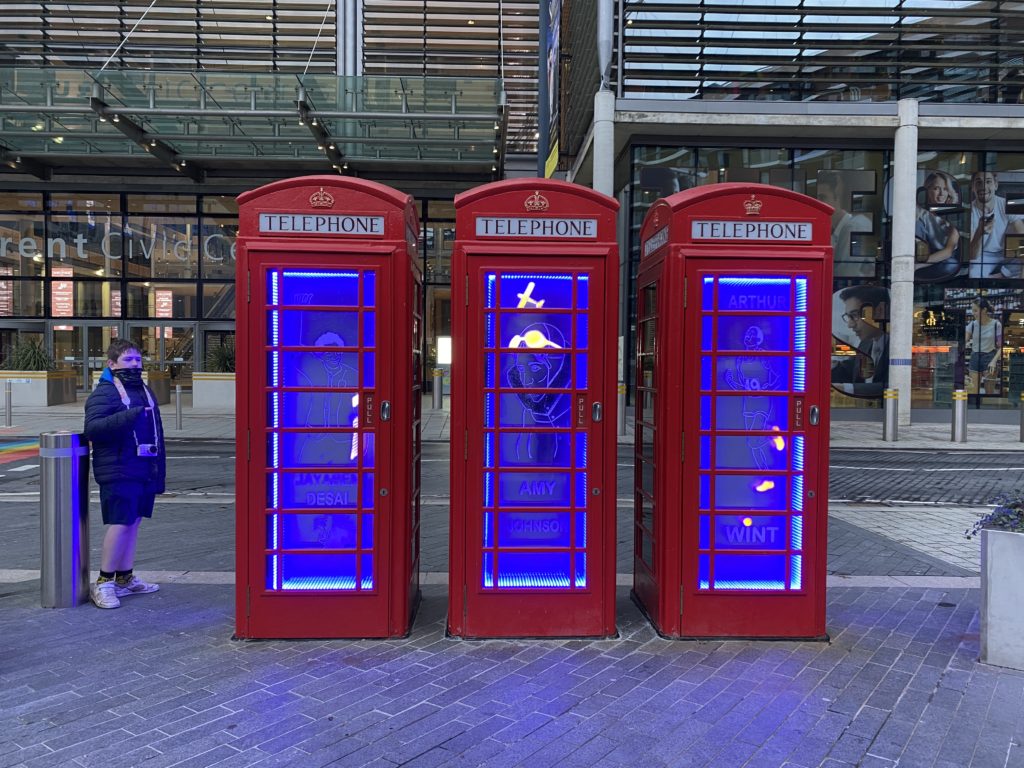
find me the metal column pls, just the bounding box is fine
[951,390,968,443]
[883,388,898,442]
[39,431,90,608]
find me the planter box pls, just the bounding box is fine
[980,528,1024,671]
[89,370,171,405]
[1,371,77,406]
[192,372,235,412]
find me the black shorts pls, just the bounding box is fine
[99,481,157,526]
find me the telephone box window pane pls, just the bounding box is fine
[483,512,494,547]
[499,274,573,310]
[360,434,375,468]
[485,353,496,388]
[499,352,573,391]
[495,552,572,588]
[498,394,572,428]
[640,459,654,495]
[483,472,494,507]
[268,270,280,305]
[281,271,359,306]
[700,475,710,509]
[712,554,787,591]
[276,392,359,429]
[279,311,359,347]
[362,514,374,549]
[790,555,803,589]
[362,473,375,509]
[484,393,494,427]
[575,511,586,548]
[716,356,789,392]
[276,554,358,590]
[795,278,807,312]
[277,472,359,510]
[793,357,806,392]
[266,554,279,590]
[364,272,376,306]
[576,315,588,349]
[360,555,374,589]
[500,315,573,352]
[701,356,712,390]
[486,273,497,309]
[576,354,588,389]
[701,316,713,351]
[700,396,711,430]
[714,396,789,431]
[718,277,792,312]
[575,553,587,587]
[714,515,788,551]
[792,436,805,472]
[699,435,711,470]
[792,475,804,513]
[483,552,495,587]
[699,554,710,590]
[498,512,571,547]
[715,435,788,471]
[795,317,807,352]
[575,473,588,508]
[575,433,588,468]
[363,352,375,388]
[791,515,804,550]
[364,312,376,347]
[702,276,714,310]
[577,276,589,309]
[498,432,571,467]
[699,515,710,549]
[277,513,358,549]
[275,433,359,468]
[714,475,787,512]
[485,313,496,348]
[276,352,359,387]
[498,472,572,508]
[485,433,495,468]
[716,316,791,352]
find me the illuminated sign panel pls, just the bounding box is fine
[691,220,813,241]
[258,213,385,235]
[475,217,598,238]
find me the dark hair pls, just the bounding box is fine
[817,170,843,194]
[977,298,993,313]
[839,285,889,308]
[106,339,141,362]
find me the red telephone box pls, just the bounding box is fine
[235,176,423,639]
[633,183,832,639]
[448,179,619,638]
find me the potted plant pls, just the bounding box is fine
[0,339,77,406]
[193,341,236,412]
[966,493,1024,671]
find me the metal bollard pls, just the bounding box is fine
[39,431,90,608]
[175,384,183,430]
[882,388,898,442]
[951,389,968,443]
[617,382,627,436]
[432,369,444,410]
[4,379,11,428]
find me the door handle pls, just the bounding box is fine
[592,402,603,422]
[809,405,820,426]
[381,401,392,421]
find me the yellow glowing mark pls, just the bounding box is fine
[508,329,563,350]
[771,426,785,451]
[742,517,753,527]
[516,281,545,309]
[754,480,775,493]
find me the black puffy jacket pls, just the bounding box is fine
[83,370,166,492]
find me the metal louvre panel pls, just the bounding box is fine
[620,0,1024,101]
[0,0,337,72]
[362,0,538,153]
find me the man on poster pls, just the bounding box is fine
[968,171,1024,278]
[831,285,890,398]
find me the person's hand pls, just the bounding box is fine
[946,228,960,248]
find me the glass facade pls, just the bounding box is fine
[630,145,1024,412]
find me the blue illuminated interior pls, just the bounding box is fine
[696,274,809,593]
[480,271,592,590]
[263,268,378,593]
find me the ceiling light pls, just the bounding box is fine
[468,19,475,25]
[150,139,156,146]
[491,165,496,172]
[265,14,272,20]
[317,144,324,151]
[493,147,498,154]
[328,143,335,150]
[112,115,120,123]
[180,159,186,166]
[98,116,107,123]
[343,162,348,170]
[298,118,304,126]
[32,123,44,131]
[53,136,64,144]
[311,117,317,126]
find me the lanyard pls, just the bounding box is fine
[111,374,159,454]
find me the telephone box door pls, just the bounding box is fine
[244,252,394,638]
[682,260,829,638]
[459,256,612,637]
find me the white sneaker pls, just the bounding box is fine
[114,575,160,598]
[91,581,121,609]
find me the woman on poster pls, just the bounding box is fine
[914,171,962,283]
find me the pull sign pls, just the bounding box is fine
[577,395,586,427]
[364,393,375,427]
[794,397,804,430]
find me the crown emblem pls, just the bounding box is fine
[525,191,549,212]
[309,187,335,209]
[743,194,763,216]
[652,209,661,227]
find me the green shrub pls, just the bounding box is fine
[1,339,56,371]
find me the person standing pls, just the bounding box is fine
[965,299,1003,394]
[84,339,165,609]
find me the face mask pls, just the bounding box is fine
[113,368,143,387]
